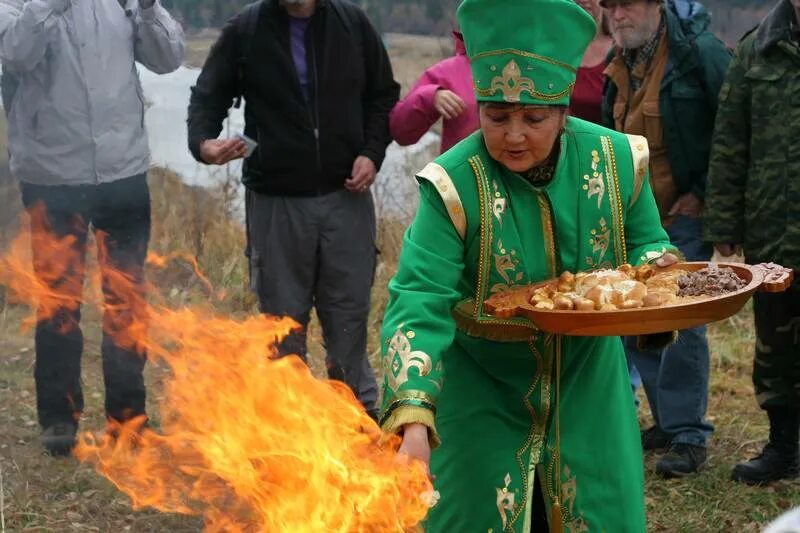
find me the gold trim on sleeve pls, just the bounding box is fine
[600,136,628,265]
[625,134,650,208]
[380,405,440,449]
[417,162,467,241]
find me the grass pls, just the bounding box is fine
[643,307,800,532]
[1,31,798,533]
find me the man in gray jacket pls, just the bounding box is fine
[0,0,184,455]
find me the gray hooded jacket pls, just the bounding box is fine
[0,0,184,185]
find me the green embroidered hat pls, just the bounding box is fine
[457,0,597,105]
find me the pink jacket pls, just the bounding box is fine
[389,33,479,154]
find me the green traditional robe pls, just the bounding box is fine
[380,117,676,533]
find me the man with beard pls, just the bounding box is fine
[600,0,730,477]
[187,0,399,421]
[705,0,800,485]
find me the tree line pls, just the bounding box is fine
[165,0,766,40]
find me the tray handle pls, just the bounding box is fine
[752,263,794,293]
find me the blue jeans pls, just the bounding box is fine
[626,215,714,447]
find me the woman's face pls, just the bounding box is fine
[480,104,566,173]
[575,0,602,22]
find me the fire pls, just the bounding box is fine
[0,210,432,531]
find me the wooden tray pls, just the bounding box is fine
[483,262,794,337]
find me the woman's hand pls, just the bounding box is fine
[655,252,679,268]
[398,423,432,478]
[434,89,467,120]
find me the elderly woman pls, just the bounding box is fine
[378,0,677,531]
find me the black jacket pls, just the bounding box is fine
[187,0,400,196]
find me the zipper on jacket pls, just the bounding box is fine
[304,20,323,194]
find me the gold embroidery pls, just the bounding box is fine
[587,218,612,268]
[496,473,517,530]
[382,389,438,416]
[488,60,535,103]
[491,238,524,294]
[417,162,467,240]
[543,459,590,533]
[514,337,553,530]
[582,150,606,209]
[469,155,493,318]
[385,327,433,393]
[471,48,578,73]
[474,55,574,102]
[536,194,558,278]
[600,136,627,265]
[625,134,650,208]
[560,466,589,533]
[492,255,517,286]
[493,180,507,223]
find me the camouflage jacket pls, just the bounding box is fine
[705,0,800,269]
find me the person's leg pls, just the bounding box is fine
[627,337,662,427]
[732,287,800,484]
[20,182,90,454]
[314,190,379,414]
[247,190,317,361]
[655,215,714,476]
[530,474,549,532]
[92,175,151,424]
[654,324,713,448]
[627,336,673,452]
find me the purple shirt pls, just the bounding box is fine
[290,16,312,101]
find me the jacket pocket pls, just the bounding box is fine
[745,63,786,129]
[642,101,663,149]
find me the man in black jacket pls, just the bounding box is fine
[187,0,399,420]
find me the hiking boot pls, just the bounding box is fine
[41,422,78,457]
[641,425,671,452]
[731,445,800,485]
[732,407,799,486]
[656,443,706,478]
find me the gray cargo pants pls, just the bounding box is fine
[247,188,379,413]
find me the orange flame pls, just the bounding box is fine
[0,210,432,531]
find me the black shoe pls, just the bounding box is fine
[731,407,799,485]
[656,443,706,478]
[731,444,800,485]
[41,422,78,457]
[641,425,671,452]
